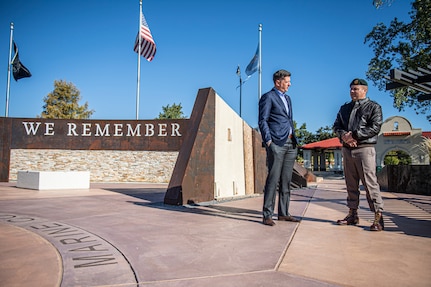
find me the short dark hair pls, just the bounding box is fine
[273,69,291,83]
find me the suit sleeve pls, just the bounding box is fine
[258,93,272,144]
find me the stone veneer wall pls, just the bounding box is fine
[9,149,178,183]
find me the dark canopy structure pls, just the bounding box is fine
[385,65,431,102]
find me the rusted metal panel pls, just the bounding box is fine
[243,123,254,195]
[0,118,12,182]
[165,88,216,205]
[183,88,216,204]
[8,118,188,151]
[0,117,189,182]
[252,129,266,194]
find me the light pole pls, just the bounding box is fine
[236,65,243,117]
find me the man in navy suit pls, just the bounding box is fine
[258,69,300,226]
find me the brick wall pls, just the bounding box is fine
[9,149,178,183]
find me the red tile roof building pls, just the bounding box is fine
[300,115,430,171]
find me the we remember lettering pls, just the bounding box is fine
[22,121,182,137]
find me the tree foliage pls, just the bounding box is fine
[314,126,336,142]
[373,0,394,9]
[384,150,412,165]
[294,123,335,146]
[40,80,94,119]
[365,0,431,123]
[157,103,186,119]
[294,122,314,147]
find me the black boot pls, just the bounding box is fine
[370,211,384,231]
[337,208,359,225]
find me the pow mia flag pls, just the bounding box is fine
[12,41,31,81]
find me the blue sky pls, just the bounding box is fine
[1,0,430,133]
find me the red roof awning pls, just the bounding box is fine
[383,131,411,136]
[301,137,342,149]
[301,131,431,150]
[422,131,431,139]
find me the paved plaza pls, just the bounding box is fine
[0,174,430,287]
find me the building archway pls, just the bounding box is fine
[383,149,412,166]
[302,116,429,172]
[376,116,429,167]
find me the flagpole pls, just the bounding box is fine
[135,0,142,120]
[258,23,262,100]
[239,66,243,117]
[5,22,14,117]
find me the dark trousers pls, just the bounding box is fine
[263,140,297,219]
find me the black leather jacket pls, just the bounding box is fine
[333,98,382,147]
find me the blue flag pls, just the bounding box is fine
[245,46,259,77]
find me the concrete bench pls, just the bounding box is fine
[17,171,90,190]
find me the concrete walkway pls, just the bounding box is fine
[0,176,430,287]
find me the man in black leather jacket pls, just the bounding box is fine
[333,78,384,231]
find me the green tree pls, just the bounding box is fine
[41,80,94,119]
[314,126,336,141]
[372,0,395,9]
[157,103,186,119]
[384,150,412,165]
[365,0,431,122]
[294,122,315,146]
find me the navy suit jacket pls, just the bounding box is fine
[258,88,297,147]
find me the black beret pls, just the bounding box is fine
[350,78,368,86]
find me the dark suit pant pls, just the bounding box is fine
[263,140,297,219]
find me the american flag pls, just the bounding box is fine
[133,10,156,62]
